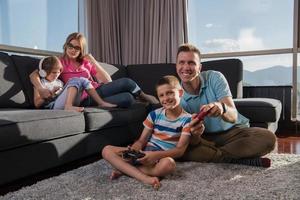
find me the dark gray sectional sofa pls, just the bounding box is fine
[0,52,282,186]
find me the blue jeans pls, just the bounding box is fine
[44,77,93,109]
[81,77,141,108]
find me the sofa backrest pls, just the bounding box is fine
[126,59,243,98]
[0,52,31,108]
[99,62,128,80]
[0,53,129,109]
[0,52,243,109]
[10,54,40,107]
[126,64,178,96]
[202,59,243,98]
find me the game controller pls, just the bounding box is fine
[54,87,63,95]
[122,149,145,161]
[196,108,211,121]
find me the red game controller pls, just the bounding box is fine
[196,108,211,121]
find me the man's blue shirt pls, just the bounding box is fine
[180,70,249,133]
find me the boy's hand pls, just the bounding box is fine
[137,151,158,165]
[190,114,205,138]
[130,140,144,151]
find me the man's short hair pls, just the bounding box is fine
[176,43,201,60]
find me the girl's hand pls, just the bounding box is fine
[52,86,63,95]
[84,54,96,64]
[38,88,54,100]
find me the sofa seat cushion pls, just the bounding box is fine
[0,109,85,151]
[84,103,147,132]
[234,98,282,123]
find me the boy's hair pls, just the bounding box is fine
[176,43,201,60]
[40,56,60,75]
[155,75,182,91]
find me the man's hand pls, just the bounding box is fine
[204,102,223,117]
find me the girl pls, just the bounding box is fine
[34,56,116,111]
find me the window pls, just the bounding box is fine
[203,54,293,86]
[188,0,293,53]
[188,0,298,121]
[298,53,300,120]
[0,0,78,52]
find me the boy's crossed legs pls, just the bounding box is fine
[102,145,176,189]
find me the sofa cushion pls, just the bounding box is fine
[234,98,282,123]
[99,62,127,80]
[0,52,29,108]
[10,55,40,108]
[127,60,242,98]
[126,63,177,96]
[0,109,85,151]
[84,103,147,132]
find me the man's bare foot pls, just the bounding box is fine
[110,170,123,180]
[64,105,84,112]
[99,101,117,108]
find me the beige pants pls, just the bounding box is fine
[180,127,276,163]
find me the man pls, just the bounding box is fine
[176,43,276,167]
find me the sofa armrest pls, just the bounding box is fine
[234,98,282,123]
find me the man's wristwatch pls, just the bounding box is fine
[221,102,227,114]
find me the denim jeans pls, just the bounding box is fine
[81,77,141,108]
[44,77,92,109]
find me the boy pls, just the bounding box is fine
[34,56,116,111]
[102,75,194,189]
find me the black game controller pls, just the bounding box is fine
[122,149,145,161]
[196,108,211,121]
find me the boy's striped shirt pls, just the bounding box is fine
[143,107,192,150]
